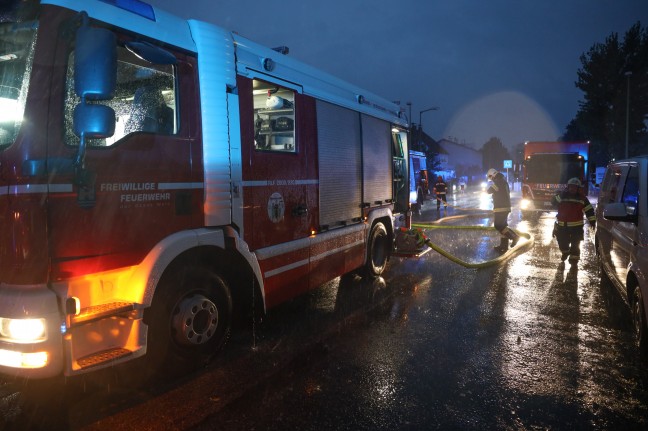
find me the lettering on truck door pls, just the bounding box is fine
[238,77,317,306]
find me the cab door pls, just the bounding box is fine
[46,27,202,279]
[238,77,317,306]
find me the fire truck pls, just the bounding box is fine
[0,0,409,379]
[521,141,590,210]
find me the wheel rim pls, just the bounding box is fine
[373,232,387,268]
[171,294,219,346]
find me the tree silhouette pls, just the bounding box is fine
[563,22,648,166]
[480,137,511,171]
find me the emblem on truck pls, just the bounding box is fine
[268,192,285,223]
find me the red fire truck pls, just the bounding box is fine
[0,0,409,379]
[521,141,590,210]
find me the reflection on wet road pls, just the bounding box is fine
[197,188,648,430]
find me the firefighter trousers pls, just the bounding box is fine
[554,224,584,262]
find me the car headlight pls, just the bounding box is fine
[0,318,47,343]
[520,199,531,210]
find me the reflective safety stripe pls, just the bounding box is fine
[492,207,511,212]
[556,220,585,227]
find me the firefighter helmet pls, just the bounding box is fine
[567,177,581,187]
[487,168,498,179]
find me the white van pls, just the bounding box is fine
[595,156,648,359]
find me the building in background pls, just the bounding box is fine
[436,138,482,186]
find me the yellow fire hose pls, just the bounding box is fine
[395,210,534,268]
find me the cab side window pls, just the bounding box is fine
[600,166,624,204]
[252,79,295,152]
[65,44,177,147]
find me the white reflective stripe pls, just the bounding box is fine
[311,239,363,262]
[157,182,204,190]
[49,184,73,193]
[265,258,309,278]
[11,184,48,194]
[243,179,319,187]
[0,182,202,195]
[0,184,73,195]
[265,239,363,277]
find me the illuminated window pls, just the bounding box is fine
[252,79,295,153]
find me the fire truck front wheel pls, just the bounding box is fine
[146,267,233,375]
[364,221,389,278]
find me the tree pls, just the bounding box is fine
[563,22,648,166]
[480,137,510,171]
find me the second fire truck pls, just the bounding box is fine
[521,141,590,210]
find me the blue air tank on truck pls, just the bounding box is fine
[520,141,590,211]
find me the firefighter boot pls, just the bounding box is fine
[494,237,509,253]
[507,229,520,248]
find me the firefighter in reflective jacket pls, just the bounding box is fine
[433,176,448,210]
[551,177,596,264]
[486,168,520,253]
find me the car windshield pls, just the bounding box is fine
[0,20,38,151]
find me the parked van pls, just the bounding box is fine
[595,156,648,359]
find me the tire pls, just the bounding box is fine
[145,267,232,377]
[631,286,648,359]
[364,222,390,278]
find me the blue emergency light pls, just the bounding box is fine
[99,0,155,21]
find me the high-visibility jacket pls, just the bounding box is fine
[551,190,595,227]
[486,172,511,212]
[433,181,447,195]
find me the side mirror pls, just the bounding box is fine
[603,202,638,224]
[72,17,117,169]
[125,41,177,65]
[73,104,115,168]
[73,104,115,139]
[74,25,117,100]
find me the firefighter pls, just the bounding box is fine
[433,175,448,210]
[551,177,595,264]
[486,168,520,253]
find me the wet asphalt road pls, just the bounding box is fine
[4,186,648,430]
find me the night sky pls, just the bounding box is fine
[146,0,646,150]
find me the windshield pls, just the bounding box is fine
[0,20,38,151]
[525,154,584,184]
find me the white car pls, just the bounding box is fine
[595,157,648,360]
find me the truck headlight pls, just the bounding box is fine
[0,318,47,343]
